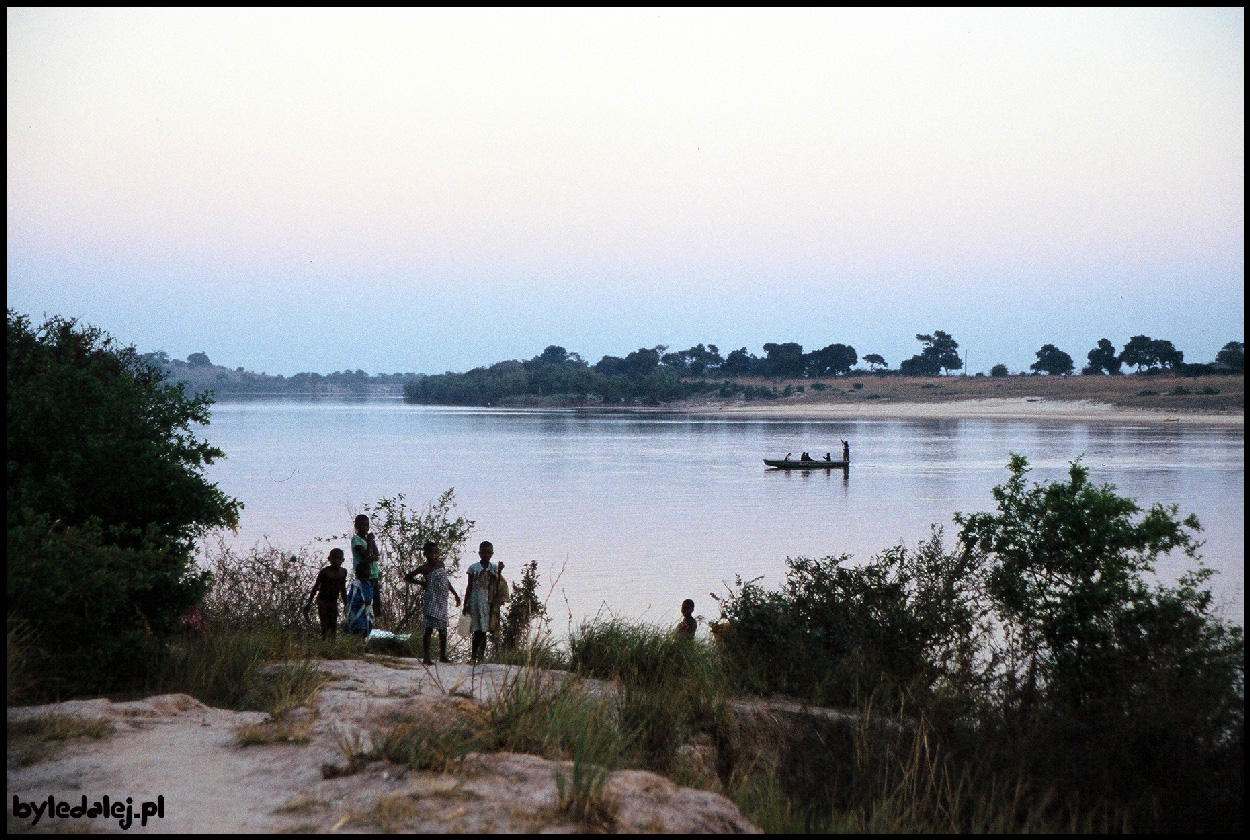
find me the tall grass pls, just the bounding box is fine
[569,619,727,772]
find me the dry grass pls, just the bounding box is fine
[681,373,1244,414]
[235,716,314,746]
[7,713,116,766]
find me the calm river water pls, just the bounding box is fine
[201,398,1244,631]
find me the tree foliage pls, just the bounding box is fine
[990,363,1009,377]
[1119,334,1184,372]
[761,342,805,378]
[721,347,757,377]
[7,311,241,697]
[718,454,1242,830]
[900,330,961,376]
[1082,338,1122,375]
[1214,340,1244,374]
[1029,344,1074,376]
[804,342,858,377]
[862,353,886,371]
[661,343,723,376]
[954,456,1242,831]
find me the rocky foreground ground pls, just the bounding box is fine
[7,658,762,834]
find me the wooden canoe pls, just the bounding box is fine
[764,458,848,469]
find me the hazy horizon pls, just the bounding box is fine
[8,8,1244,376]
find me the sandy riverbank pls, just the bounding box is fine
[653,374,1243,426]
[677,396,1243,426]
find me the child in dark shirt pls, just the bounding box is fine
[675,598,697,637]
[304,548,349,639]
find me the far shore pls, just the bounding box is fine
[668,396,1243,426]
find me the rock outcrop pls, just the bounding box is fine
[7,659,760,833]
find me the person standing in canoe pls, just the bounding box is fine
[842,439,850,463]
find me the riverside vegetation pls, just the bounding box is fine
[148,336,1244,410]
[9,470,1242,832]
[7,311,1244,832]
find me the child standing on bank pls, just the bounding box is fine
[352,514,382,623]
[405,541,461,665]
[303,548,349,639]
[675,598,698,637]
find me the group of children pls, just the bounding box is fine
[302,515,509,666]
[305,514,702,665]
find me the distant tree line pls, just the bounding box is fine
[142,351,415,396]
[144,332,1243,406]
[993,337,1244,378]
[403,340,878,406]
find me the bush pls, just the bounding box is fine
[956,455,1244,832]
[499,558,549,652]
[7,312,241,698]
[715,457,1243,831]
[714,529,988,710]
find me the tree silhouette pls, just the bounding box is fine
[901,331,961,375]
[805,343,857,376]
[1030,344,1074,376]
[1082,338,1121,375]
[1214,341,1243,374]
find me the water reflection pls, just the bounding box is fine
[203,401,1244,629]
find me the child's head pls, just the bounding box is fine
[329,548,345,566]
[423,540,441,562]
[681,598,695,617]
[354,514,369,534]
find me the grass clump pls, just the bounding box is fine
[7,615,39,705]
[9,713,116,742]
[569,619,726,772]
[249,660,328,717]
[8,713,116,767]
[235,716,314,746]
[376,715,480,772]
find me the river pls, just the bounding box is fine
[200,398,1244,631]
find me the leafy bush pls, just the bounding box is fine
[956,455,1243,831]
[716,457,1242,831]
[714,529,988,709]
[499,557,549,652]
[7,311,241,698]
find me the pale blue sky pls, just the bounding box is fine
[7,8,1243,374]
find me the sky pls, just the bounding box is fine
[7,8,1244,375]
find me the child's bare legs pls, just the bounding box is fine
[422,627,435,665]
[471,630,487,664]
[422,627,452,664]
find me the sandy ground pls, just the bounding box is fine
[7,659,758,834]
[677,396,1243,426]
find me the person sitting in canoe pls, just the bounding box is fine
[785,452,792,460]
[824,452,832,461]
[800,452,812,461]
